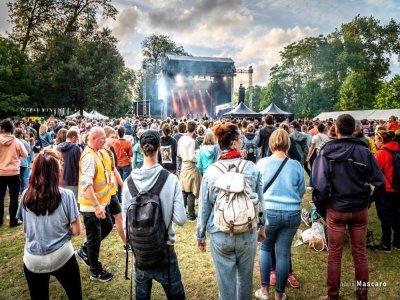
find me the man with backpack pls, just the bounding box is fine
[258,115,276,158]
[312,114,385,300]
[122,129,186,300]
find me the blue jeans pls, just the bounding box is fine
[210,230,257,300]
[259,210,300,293]
[135,251,185,300]
[117,165,132,200]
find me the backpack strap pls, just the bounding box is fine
[149,169,170,195]
[263,157,288,194]
[213,161,228,174]
[238,159,248,174]
[126,175,139,197]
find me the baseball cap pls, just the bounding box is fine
[140,129,160,149]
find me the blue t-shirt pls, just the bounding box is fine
[17,188,79,255]
[256,157,305,211]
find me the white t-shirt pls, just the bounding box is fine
[311,133,329,149]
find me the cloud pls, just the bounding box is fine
[112,6,141,42]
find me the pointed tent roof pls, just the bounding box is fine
[223,102,262,118]
[259,102,293,116]
[90,110,109,120]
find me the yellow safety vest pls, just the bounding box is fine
[101,148,118,195]
[78,147,111,206]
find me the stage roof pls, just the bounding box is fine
[161,55,236,76]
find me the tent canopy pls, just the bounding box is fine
[65,110,93,119]
[259,102,293,116]
[314,109,400,120]
[223,102,262,118]
[90,110,109,120]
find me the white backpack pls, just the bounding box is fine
[213,160,257,235]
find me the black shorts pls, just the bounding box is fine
[108,194,121,215]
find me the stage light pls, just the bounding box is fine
[223,76,227,81]
[175,74,185,87]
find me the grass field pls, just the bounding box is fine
[0,190,399,300]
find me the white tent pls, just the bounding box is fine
[90,110,109,120]
[314,109,400,121]
[65,110,94,119]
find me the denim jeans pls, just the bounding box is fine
[135,251,185,300]
[326,207,368,300]
[117,165,132,201]
[259,210,300,293]
[210,230,257,300]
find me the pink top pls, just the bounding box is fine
[0,134,28,176]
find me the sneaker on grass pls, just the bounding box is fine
[287,272,300,288]
[75,248,90,268]
[90,269,113,282]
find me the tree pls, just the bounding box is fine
[259,80,286,110]
[0,37,32,117]
[7,0,118,54]
[375,75,400,109]
[141,34,189,76]
[338,71,373,110]
[296,80,330,118]
[7,0,55,53]
[34,30,129,116]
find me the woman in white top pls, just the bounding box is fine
[17,149,82,300]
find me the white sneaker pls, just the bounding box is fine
[254,289,269,300]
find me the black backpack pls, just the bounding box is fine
[382,148,400,190]
[243,136,258,158]
[125,169,169,270]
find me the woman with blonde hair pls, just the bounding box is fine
[255,129,305,300]
[39,123,53,148]
[55,128,67,145]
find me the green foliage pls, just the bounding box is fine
[7,0,118,54]
[33,30,131,117]
[339,71,373,110]
[297,80,330,118]
[141,34,189,76]
[270,15,400,117]
[0,37,32,117]
[260,80,286,111]
[375,75,400,109]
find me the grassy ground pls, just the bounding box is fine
[0,190,399,300]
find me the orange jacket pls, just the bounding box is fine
[375,141,399,193]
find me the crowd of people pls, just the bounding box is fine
[0,113,399,300]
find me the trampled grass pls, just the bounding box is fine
[0,190,399,299]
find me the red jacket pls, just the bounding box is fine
[375,141,399,193]
[114,139,133,167]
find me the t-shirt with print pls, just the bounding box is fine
[17,188,79,256]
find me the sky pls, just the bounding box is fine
[1,0,400,86]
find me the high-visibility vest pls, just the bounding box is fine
[78,147,111,206]
[100,148,118,195]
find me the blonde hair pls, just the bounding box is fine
[269,129,290,153]
[103,126,116,138]
[203,132,215,145]
[39,124,47,136]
